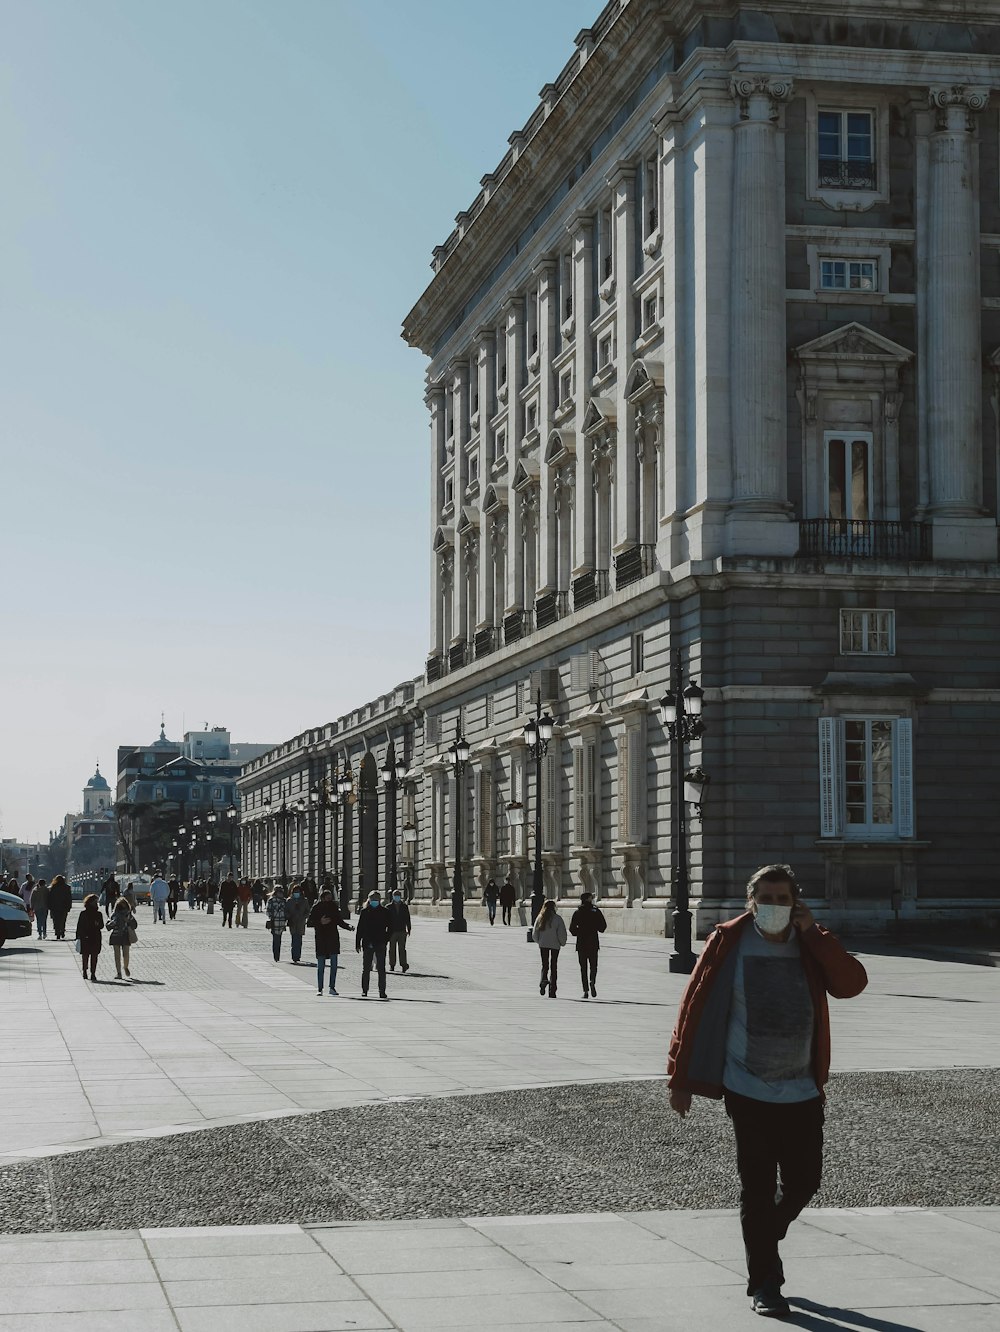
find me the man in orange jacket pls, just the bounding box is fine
[667,864,868,1319]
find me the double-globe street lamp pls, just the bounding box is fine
[522,690,554,942]
[309,777,336,893]
[380,753,408,902]
[658,652,706,975]
[262,797,305,887]
[447,724,471,933]
[336,765,354,916]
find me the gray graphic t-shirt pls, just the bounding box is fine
[723,923,819,1103]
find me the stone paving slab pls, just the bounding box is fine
[0,1208,995,1331]
[1,909,999,1164]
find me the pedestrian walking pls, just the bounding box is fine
[236,878,252,928]
[101,873,119,913]
[75,893,104,981]
[107,898,138,980]
[355,892,390,999]
[569,891,607,998]
[122,881,137,910]
[284,884,310,963]
[265,886,288,962]
[483,878,500,926]
[167,877,179,920]
[531,899,567,998]
[196,879,206,910]
[206,879,217,914]
[308,889,353,995]
[386,890,411,972]
[149,872,169,924]
[48,874,73,940]
[251,879,264,913]
[29,879,50,939]
[219,875,238,929]
[499,875,516,926]
[667,863,869,1319]
[20,874,34,911]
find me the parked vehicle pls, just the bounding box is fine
[0,889,33,948]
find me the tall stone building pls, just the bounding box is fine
[398,0,1000,932]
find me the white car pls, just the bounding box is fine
[0,889,33,948]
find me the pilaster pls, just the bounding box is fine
[426,382,447,656]
[568,213,596,572]
[608,162,638,553]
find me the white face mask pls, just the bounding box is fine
[754,902,793,935]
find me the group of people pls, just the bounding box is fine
[3,873,74,940]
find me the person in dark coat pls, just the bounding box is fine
[499,876,517,926]
[307,889,354,995]
[101,874,119,913]
[219,876,238,928]
[167,877,180,920]
[385,891,411,972]
[483,878,500,926]
[48,875,73,940]
[251,879,265,912]
[75,893,104,981]
[569,892,608,998]
[355,892,391,998]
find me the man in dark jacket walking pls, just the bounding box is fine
[307,888,353,995]
[385,891,411,972]
[667,864,868,1320]
[101,873,119,913]
[569,892,607,998]
[499,876,517,926]
[355,892,391,998]
[219,876,239,928]
[48,875,73,940]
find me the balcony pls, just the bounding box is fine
[798,519,931,561]
[535,590,568,630]
[448,641,468,671]
[572,569,609,610]
[474,627,497,660]
[614,544,656,589]
[818,158,876,190]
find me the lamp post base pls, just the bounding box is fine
[668,951,696,974]
[448,918,468,933]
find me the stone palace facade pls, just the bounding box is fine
[243,0,1000,934]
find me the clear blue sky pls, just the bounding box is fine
[1,0,596,842]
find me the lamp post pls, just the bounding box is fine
[337,766,354,915]
[310,778,335,890]
[523,689,555,942]
[225,804,238,876]
[380,752,407,900]
[206,810,218,881]
[192,817,202,880]
[447,722,471,933]
[658,650,706,975]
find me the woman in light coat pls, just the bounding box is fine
[531,898,568,998]
[107,898,138,979]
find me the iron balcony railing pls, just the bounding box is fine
[614,543,656,589]
[798,519,931,561]
[474,627,497,660]
[503,609,525,645]
[448,641,467,671]
[426,654,443,683]
[572,569,610,611]
[534,590,568,631]
[818,158,877,190]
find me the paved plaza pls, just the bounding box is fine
[0,907,998,1329]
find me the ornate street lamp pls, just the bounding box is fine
[658,651,706,974]
[447,723,471,933]
[522,690,554,941]
[381,751,408,901]
[337,765,354,915]
[225,804,239,876]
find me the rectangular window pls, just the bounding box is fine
[526,403,537,433]
[645,155,658,233]
[631,631,645,676]
[468,455,479,483]
[825,432,871,521]
[643,293,658,329]
[840,609,895,656]
[515,680,525,716]
[601,206,613,279]
[212,787,222,800]
[818,716,913,839]
[559,370,572,403]
[598,335,612,369]
[818,110,875,188]
[820,258,878,291]
[444,478,454,506]
[190,787,201,801]
[494,429,506,462]
[485,693,494,728]
[153,786,166,801]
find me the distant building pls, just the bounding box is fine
[0,840,46,880]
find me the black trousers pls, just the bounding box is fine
[539,946,559,994]
[167,900,177,919]
[361,944,387,996]
[501,903,512,924]
[724,1090,824,1293]
[577,945,598,991]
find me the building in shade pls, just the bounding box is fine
[393,0,1000,933]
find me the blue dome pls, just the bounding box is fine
[86,766,110,791]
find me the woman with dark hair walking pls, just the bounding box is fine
[107,898,138,980]
[75,894,104,981]
[531,899,567,998]
[308,888,354,995]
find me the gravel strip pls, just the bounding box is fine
[1,1070,996,1234]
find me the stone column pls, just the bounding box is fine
[608,162,638,552]
[475,331,494,630]
[535,258,558,596]
[503,297,525,610]
[926,85,993,558]
[451,363,469,647]
[426,383,447,657]
[568,213,595,572]
[726,76,798,556]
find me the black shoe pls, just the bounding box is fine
[379,993,388,1000]
[540,982,546,995]
[591,984,597,997]
[583,991,589,999]
[751,1284,789,1318]
[361,990,368,997]
[402,964,409,973]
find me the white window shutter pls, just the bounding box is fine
[894,718,914,837]
[447,774,457,858]
[617,731,629,841]
[542,749,559,851]
[573,747,585,845]
[586,740,598,846]
[818,717,841,838]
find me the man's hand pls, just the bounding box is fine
[791,901,816,933]
[669,1088,692,1118]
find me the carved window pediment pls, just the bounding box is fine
[583,396,616,434]
[512,459,540,492]
[545,428,575,466]
[624,358,663,402]
[794,322,913,366]
[482,484,508,515]
[432,525,455,553]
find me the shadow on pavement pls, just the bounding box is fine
[0,945,41,956]
[789,1298,929,1330]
